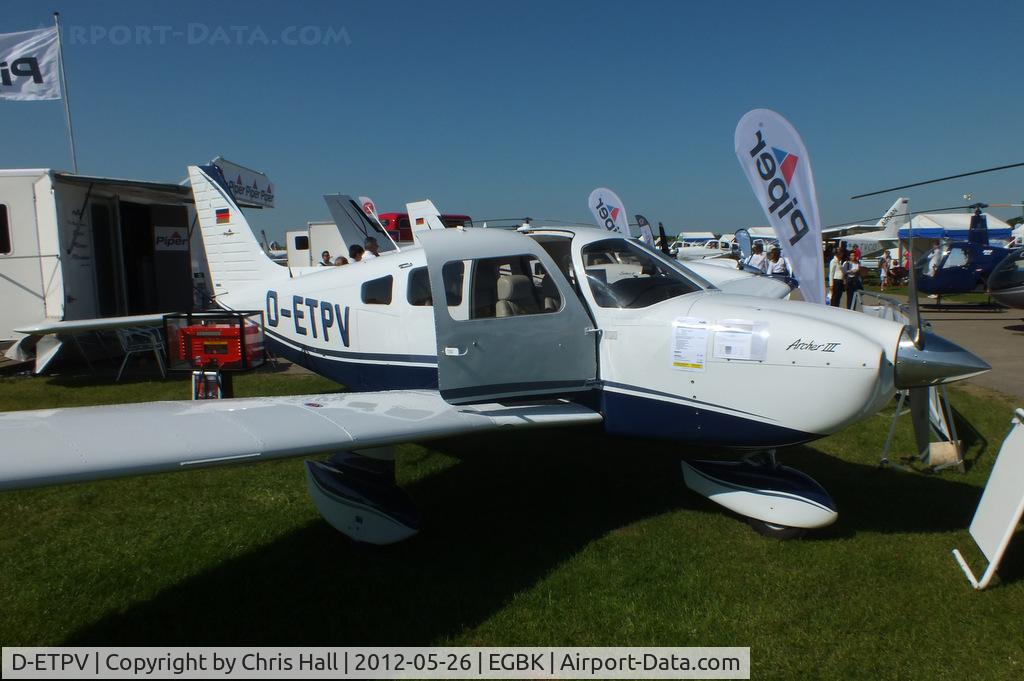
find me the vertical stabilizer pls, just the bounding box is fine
[188,164,287,297]
[877,197,910,237]
[407,200,448,233]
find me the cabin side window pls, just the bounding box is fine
[0,204,10,254]
[294,235,309,250]
[361,275,393,305]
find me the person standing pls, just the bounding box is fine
[744,243,768,272]
[765,245,791,277]
[319,250,333,266]
[879,251,891,292]
[844,251,864,309]
[349,244,365,262]
[828,249,846,307]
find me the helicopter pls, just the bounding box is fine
[913,206,1014,302]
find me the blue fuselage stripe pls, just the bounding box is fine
[268,337,814,448]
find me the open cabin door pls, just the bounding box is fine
[420,229,597,404]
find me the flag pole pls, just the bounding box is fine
[52,12,78,173]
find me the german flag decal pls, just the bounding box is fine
[415,217,425,225]
[215,208,230,224]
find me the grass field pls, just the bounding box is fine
[1,371,1022,678]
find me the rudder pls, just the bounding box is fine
[188,164,287,298]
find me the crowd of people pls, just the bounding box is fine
[821,241,917,307]
[318,237,382,267]
[826,245,863,308]
[740,242,793,278]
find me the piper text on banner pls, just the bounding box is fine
[734,109,825,305]
[0,27,62,101]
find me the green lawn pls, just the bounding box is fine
[0,372,1022,679]
[860,281,1003,307]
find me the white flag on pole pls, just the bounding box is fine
[734,109,825,304]
[0,27,62,101]
[588,187,629,234]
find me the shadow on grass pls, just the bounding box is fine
[64,428,987,644]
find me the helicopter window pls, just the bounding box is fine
[942,248,969,270]
[581,238,702,309]
[361,276,393,305]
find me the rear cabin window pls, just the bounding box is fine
[294,235,309,250]
[407,267,432,306]
[361,275,393,305]
[0,204,10,254]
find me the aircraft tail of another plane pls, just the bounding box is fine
[188,164,289,296]
[406,200,448,234]
[876,197,910,236]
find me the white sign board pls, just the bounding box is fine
[671,317,708,372]
[211,157,274,208]
[952,408,1024,589]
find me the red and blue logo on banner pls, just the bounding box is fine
[772,147,799,184]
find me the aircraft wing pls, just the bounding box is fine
[14,313,167,335]
[0,390,601,491]
[7,313,171,375]
[821,224,883,238]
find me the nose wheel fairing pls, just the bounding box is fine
[681,457,838,531]
[305,450,421,545]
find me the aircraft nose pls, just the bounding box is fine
[894,329,991,389]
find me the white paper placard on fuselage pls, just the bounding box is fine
[713,319,768,362]
[671,317,709,372]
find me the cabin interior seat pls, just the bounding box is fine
[496,275,541,317]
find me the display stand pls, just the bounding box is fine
[163,311,264,400]
[952,409,1024,590]
[879,385,964,472]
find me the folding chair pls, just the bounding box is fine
[115,327,166,381]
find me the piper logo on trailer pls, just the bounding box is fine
[748,131,809,246]
[154,227,189,251]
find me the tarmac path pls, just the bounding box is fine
[920,303,1023,401]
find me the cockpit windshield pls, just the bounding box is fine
[580,238,708,308]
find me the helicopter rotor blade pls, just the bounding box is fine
[851,161,1024,200]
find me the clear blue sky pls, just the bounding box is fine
[3,0,1023,239]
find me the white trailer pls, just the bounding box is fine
[285,221,349,268]
[0,169,210,342]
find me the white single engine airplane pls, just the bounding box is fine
[0,166,991,542]
[823,197,910,257]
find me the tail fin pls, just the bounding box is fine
[406,200,448,235]
[188,164,287,296]
[324,194,399,254]
[877,197,910,236]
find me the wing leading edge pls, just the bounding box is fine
[0,391,601,491]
